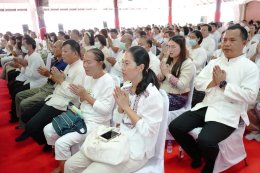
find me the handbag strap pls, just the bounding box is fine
[72,123,87,134]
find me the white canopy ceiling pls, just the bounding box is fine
[0,0,248,7]
[0,0,257,34]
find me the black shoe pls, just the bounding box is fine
[15,131,30,142]
[201,164,214,173]
[9,117,19,123]
[15,125,24,129]
[191,159,202,168]
[42,144,52,152]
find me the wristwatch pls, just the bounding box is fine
[219,80,227,89]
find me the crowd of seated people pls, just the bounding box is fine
[0,19,260,173]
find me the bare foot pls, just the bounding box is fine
[52,167,61,173]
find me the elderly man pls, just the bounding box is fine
[169,24,260,173]
[8,36,47,122]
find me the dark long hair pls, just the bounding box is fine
[166,35,187,78]
[128,46,160,95]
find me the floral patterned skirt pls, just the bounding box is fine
[168,93,188,111]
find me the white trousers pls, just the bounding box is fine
[44,123,88,160]
[44,121,110,160]
[64,150,148,173]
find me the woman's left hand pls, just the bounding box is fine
[69,84,88,100]
[113,86,129,111]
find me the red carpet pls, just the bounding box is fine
[0,68,260,173]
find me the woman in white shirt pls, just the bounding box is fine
[188,31,208,107]
[44,48,115,173]
[82,32,95,52]
[159,36,194,111]
[94,34,113,72]
[188,30,207,75]
[64,46,164,173]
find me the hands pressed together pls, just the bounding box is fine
[11,57,27,68]
[212,65,226,87]
[113,86,129,113]
[50,67,65,84]
[37,66,51,77]
[69,84,88,100]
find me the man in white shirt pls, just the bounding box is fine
[70,29,81,43]
[200,24,216,63]
[8,36,46,122]
[108,29,120,58]
[138,37,160,76]
[169,24,259,173]
[109,34,133,82]
[153,26,164,46]
[21,39,85,151]
[210,22,221,50]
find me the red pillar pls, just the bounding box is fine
[35,0,47,40]
[168,0,172,25]
[114,0,120,29]
[214,0,221,22]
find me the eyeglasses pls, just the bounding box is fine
[166,45,178,49]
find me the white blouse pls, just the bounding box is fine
[114,83,163,160]
[80,73,115,125]
[189,47,207,75]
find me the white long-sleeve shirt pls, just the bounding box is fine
[213,49,225,59]
[211,31,221,49]
[45,59,85,111]
[16,55,29,82]
[192,54,260,128]
[189,47,207,75]
[23,52,47,88]
[80,73,115,125]
[110,50,124,82]
[113,83,163,160]
[200,35,216,61]
[148,51,160,76]
[101,46,113,72]
[16,52,47,88]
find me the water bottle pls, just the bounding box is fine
[70,105,83,119]
[166,140,173,153]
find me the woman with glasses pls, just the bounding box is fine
[159,35,194,111]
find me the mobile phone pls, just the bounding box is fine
[99,130,120,142]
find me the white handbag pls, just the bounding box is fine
[82,125,130,165]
